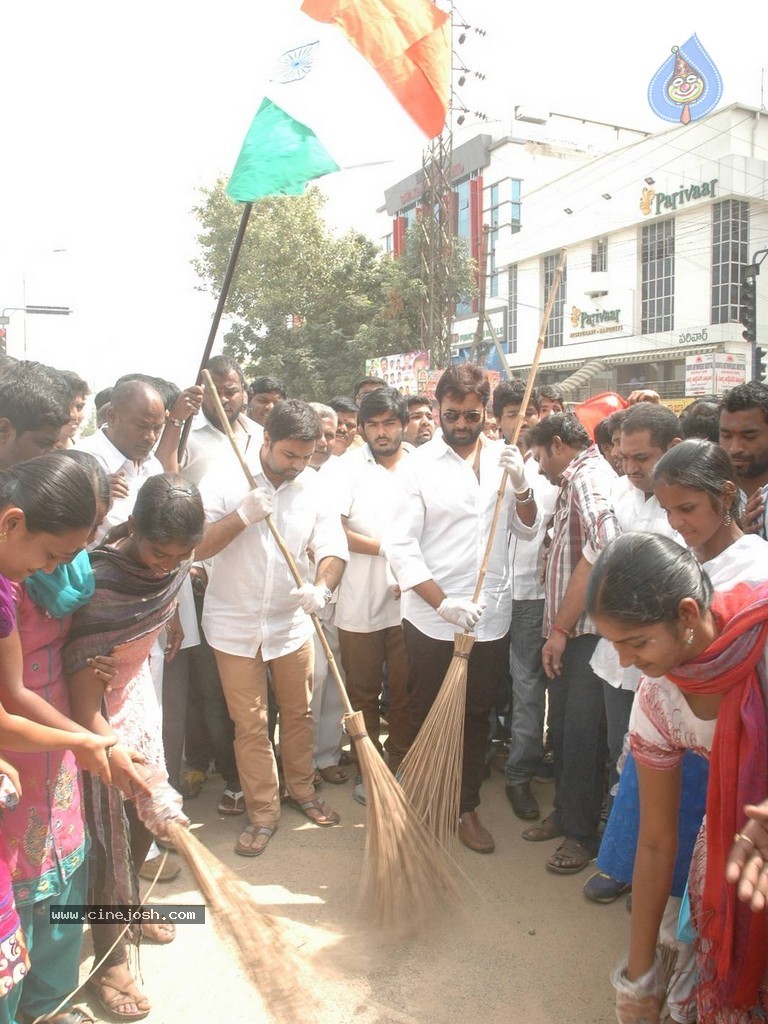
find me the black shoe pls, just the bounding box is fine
[505,781,539,820]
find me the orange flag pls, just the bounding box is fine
[301,0,450,138]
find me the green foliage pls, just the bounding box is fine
[193,182,477,400]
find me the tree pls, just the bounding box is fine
[193,183,477,399]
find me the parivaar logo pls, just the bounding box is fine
[647,34,723,125]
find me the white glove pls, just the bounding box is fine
[499,444,527,492]
[611,956,664,1024]
[437,597,486,631]
[291,582,332,614]
[237,487,273,526]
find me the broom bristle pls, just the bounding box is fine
[166,823,318,1024]
[397,632,476,852]
[348,710,466,936]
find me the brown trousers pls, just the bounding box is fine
[213,640,315,826]
[337,625,411,761]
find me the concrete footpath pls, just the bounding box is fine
[77,769,628,1024]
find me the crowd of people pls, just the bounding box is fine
[0,350,766,1023]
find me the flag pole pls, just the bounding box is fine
[177,201,254,460]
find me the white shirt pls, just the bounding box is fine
[382,434,538,642]
[77,427,200,649]
[591,479,683,690]
[77,426,164,545]
[509,454,559,602]
[182,413,263,487]
[333,444,409,633]
[200,452,348,661]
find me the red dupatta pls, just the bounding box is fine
[667,580,768,1012]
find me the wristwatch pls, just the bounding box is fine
[320,586,333,605]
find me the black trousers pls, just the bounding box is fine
[402,620,509,815]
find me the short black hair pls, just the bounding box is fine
[492,380,540,420]
[94,387,113,410]
[720,381,768,422]
[207,355,245,387]
[679,398,720,442]
[435,364,490,406]
[264,398,321,443]
[527,412,589,453]
[59,369,91,400]
[0,361,71,432]
[328,396,358,416]
[605,409,628,436]
[358,387,408,427]
[354,376,387,401]
[594,418,613,449]
[537,384,565,405]
[249,376,287,399]
[621,403,681,449]
[406,395,434,411]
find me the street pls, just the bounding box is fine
[72,767,629,1024]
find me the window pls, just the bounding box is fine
[591,238,607,273]
[641,220,675,334]
[507,265,518,354]
[486,180,522,298]
[712,200,749,324]
[543,253,567,348]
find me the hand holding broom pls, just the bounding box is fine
[200,370,464,935]
[397,249,567,852]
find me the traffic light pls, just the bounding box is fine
[757,347,768,382]
[0,327,6,356]
[741,263,758,344]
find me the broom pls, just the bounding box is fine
[200,370,464,934]
[397,249,568,851]
[164,821,317,1023]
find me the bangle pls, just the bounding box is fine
[169,417,185,428]
[551,624,573,639]
[515,487,535,505]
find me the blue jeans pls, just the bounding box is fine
[548,633,607,853]
[505,599,548,786]
[602,681,635,807]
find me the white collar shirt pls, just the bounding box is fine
[381,434,538,642]
[333,444,410,633]
[182,413,263,487]
[509,454,560,602]
[76,426,164,544]
[200,451,348,661]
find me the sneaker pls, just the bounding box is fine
[583,870,631,904]
[353,773,366,806]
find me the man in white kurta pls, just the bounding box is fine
[198,400,348,857]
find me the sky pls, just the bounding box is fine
[1,0,765,393]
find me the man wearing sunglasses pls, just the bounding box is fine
[383,364,538,855]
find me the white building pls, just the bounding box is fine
[381,103,768,402]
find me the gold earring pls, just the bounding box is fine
[684,627,695,646]
[723,509,733,526]
[0,532,7,543]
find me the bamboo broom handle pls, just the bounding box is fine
[200,370,354,716]
[471,248,567,605]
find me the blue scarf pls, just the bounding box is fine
[25,549,95,618]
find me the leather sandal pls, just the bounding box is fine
[234,823,276,857]
[522,813,564,842]
[546,838,595,875]
[88,968,150,1022]
[317,765,348,785]
[286,797,340,827]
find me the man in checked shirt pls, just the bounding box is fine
[523,412,619,875]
